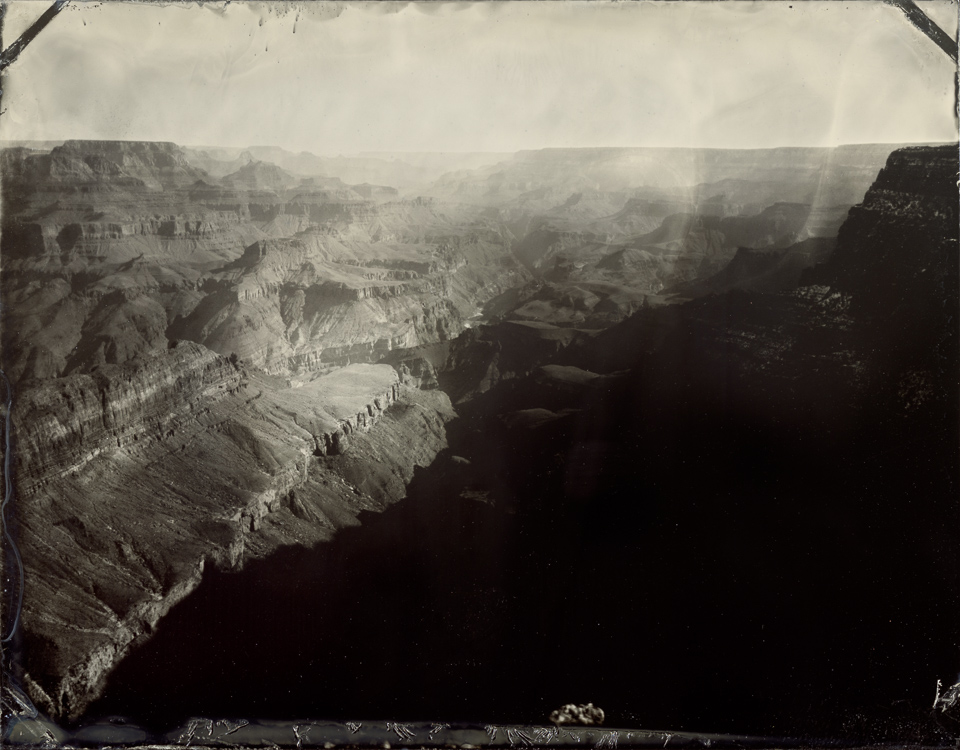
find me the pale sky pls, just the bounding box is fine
[1,0,957,154]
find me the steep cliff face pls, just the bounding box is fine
[2,140,207,193]
[12,342,241,494]
[159,221,526,374]
[574,146,958,406]
[9,342,454,720]
[385,148,912,401]
[395,145,957,519]
[818,146,958,314]
[424,145,915,329]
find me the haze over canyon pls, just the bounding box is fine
[1,138,957,742]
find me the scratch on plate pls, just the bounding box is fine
[294,723,313,749]
[0,0,69,73]
[533,725,561,744]
[213,718,249,739]
[934,678,960,711]
[884,0,958,62]
[596,731,619,749]
[178,718,214,747]
[1,369,23,644]
[506,727,535,746]
[387,722,415,741]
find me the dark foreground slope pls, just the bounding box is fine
[84,146,958,741]
[439,145,960,737]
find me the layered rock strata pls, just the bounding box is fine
[8,346,454,720]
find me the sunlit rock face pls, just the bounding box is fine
[11,350,453,719]
[0,139,488,718]
[0,141,906,383]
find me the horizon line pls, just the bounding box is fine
[1,138,957,157]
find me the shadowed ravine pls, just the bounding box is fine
[87,391,957,741]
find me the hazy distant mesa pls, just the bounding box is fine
[0,138,926,382]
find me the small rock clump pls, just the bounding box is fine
[550,702,605,726]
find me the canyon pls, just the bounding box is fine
[1,139,957,741]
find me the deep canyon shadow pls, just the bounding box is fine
[88,379,958,742]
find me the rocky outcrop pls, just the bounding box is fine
[0,140,477,718]
[395,356,440,390]
[502,201,824,324]
[666,237,836,297]
[813,145,958,316]
[426,145,918,327]
[12,342,241,493]
[5,140,954,737]
[0,140,207,193]
[220,160,300,191]
[7,140,910,387]
[577,145,958,422]
[384,319,597,405]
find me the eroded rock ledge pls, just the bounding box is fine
[10,345,454,720]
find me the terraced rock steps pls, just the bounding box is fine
[11,352,453,720]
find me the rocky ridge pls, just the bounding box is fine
[437,146,922,328]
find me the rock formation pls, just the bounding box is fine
[1,139,495,719]
[9,349,453,719]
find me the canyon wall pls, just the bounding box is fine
[9,345,454,719]
[0,140,523,721]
